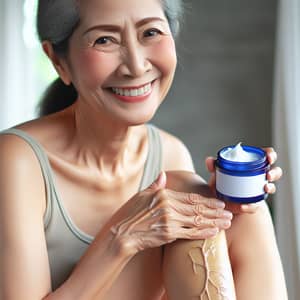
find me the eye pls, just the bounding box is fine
[91,35,120,52]
[94,36,115,45]
[143,28,162,38]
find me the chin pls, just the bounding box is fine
[125,113,156,126]
[115,109,158,127]
[110,99,161,126]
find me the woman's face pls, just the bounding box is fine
[65,0,177,125]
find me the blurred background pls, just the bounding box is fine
[154,0,276,179]
[0,0,299,298]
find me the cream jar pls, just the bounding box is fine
[215,143,270,203]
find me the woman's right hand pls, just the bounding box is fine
[110,172,233,256]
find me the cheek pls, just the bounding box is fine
[151,37,177,77]
[73,50,117,86]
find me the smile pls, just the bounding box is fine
[111,82,152,97]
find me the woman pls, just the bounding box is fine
[0,0,287,299]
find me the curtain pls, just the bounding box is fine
[0,0,36,131]
[273,0,300,299]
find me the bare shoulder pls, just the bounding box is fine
[14,109,72,147]
[0,132,52,298]
[0,132,46,213]
[158,128,195,172]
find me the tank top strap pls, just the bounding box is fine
[0,128,53,227]
[138,124,163,191]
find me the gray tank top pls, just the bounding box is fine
[0,124,162,290]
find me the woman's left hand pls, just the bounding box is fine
[205,147,283,214]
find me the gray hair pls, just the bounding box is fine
[37,0,183,54]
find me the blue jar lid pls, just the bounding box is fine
[216,145,268,172]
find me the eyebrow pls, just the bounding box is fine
[83,17,166,35]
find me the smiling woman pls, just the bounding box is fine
[0,0,287,300]
[37,0,182,117]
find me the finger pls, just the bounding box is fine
[263,147,277,165]
[173,201,232,219]
[170,190,225,208]
[208,172,216,190]
[225,201,260,214]
[177,227,220,240]
[153,226,220,241]
[147,171,167,191]
[150,204,230,237]
[240,202,261,213]
[267,167,283,182]
[205,156,216,173]
[152,208,232,230]
[264,183,276,194]
[179,214,231,230]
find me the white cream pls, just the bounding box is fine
[221,142,260,162]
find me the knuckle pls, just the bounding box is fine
[155,190,168,206]
[160,209,172,224]
[216,209,225,217]
[186,193,200,204]
[207,198,215,208]
[193,203,204,215]
[186,230,198,239]
[194,215,205,227]
[211,219,218,227]
[162,227,173,240]
[154,189,163,201]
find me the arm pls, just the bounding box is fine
[162,171,236,300]
[228,201,288,300]
[0,134,231,300]
[0,135,134,300]
[160,131,286,299]
[159,130,236,299]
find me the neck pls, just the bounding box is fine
[68,101,143,176]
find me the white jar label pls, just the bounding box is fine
[216,170,267,197]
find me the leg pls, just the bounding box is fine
[163,230,236,300]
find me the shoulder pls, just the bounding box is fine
[155,127,195,172]
[0,130,39,167]
[0,130,46,213]
[0,131,52,298]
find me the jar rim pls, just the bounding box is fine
[216,145,268,171]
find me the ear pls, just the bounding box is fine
[42,41,72,85]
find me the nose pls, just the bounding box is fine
[117,40,152,78]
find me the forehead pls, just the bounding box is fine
[78,0,166,26]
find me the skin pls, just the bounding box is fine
[0,0,286,299]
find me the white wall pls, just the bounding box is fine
[0,0,37,130]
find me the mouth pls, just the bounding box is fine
[111,82,152,97]
[108,81,155,103]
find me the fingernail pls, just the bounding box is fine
[242,203,259,211]
[265,183,276,193]
[223,211,233,219]
[221,220,231,228]
[269,151,277,163]
[210,227,219,235]
[267,169,275,180]
[241,204,250,210]
[266,183,272,190]
[215,201,225,208]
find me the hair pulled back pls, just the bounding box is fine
[37,0,183,116]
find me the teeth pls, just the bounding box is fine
[111,83,151,97]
